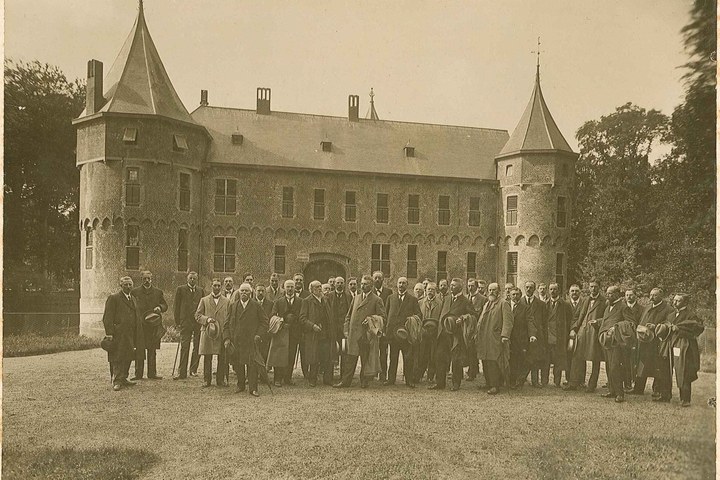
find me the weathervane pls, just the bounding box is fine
[531,36,543,75]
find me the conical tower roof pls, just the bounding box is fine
[497,68,573,157]
[78,1,194,123]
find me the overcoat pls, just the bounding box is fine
[268,295,301,366]
[572,295,606,362]
[343,291,386,357]
[102,292,140,363]
[385,292,422,341]
[468,292,488,315]
[509,301,532,352]
[475,299,513,361]
[131,285,167,350]
[223,298,269,365]
[300,295,336,364]
[523,296,548,364]
[636,301,674,377]
[174,285,205,329]
[544,299,573,369]
[438,294,475,366]
[329,290,353,341]
[625,302,643,326]
[659,309,704,386]
[195,294,229,355]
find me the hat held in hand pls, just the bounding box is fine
[144,312,162,327]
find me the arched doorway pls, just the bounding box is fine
[303,259,346,286]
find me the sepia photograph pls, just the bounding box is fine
[2,0,716,478]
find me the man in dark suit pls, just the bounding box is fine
[329,276,352,375]
[334,275,386,388]
[598,286,636,403]
[224,282,269,397]
[476,282,513,394]
[102,276,140,391]
[508,287,532,387]
[291,272,311,378]
[271,279,302,386]
[632,287,674,396]
[564,281,606,392]
[130,270,167,380]
[415,282,441,383]
[567,284,583,376]
[255,284,274,363]
[543,283,572,387]
[300,281,336,386]
[522,281,547,387]
[266,273,282,304]
[384,276,422,387]
[173,272,205,380]
[222,276,235,300]
[372,270,393,382]
[430,278,475,391]
[347,277,358,297]
[465,278,487,380]
[622,288,643,390]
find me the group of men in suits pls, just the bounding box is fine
[102,271,705,406]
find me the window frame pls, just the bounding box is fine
[406,244,418,278]
[274,245,286,274]
[126,224,140,270]
[282,186,294,219]
[344,190,357,222]
[438,195,451,226]
[85,229,94,270]
[313,188,326,220]
[466,252,477,278]
[407,194,420,225]
[506,251,518,286]
[213,236,236,273]
[214,178,237,216]
[469,196,481,226]
[436,251,448,281]
[178,172,191,212]
[125,167,141,207]
[376,193,389,224]
[506,195,518,226]
[371,243,391,276]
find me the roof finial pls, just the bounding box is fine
[531,36,542,79]
[139,0,144,12]
[366,88,380,121]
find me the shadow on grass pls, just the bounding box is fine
[524,435,715,479]
[3,446,160,480]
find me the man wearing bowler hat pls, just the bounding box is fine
[131,270,167,380]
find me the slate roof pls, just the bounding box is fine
[497,68,574,158]
[78,1,195,124]
[191,106,509,181]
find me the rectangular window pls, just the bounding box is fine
[377,193,389,224]
[122,127,137,145]
[506,252,518,286]
[407,194,420,225]
[314,189,326,220]
[467,252,477,277]
[173,133,188,152]
[126,225,140,270]
[371,243,391,276]
[274,245,286,274]
[469,197,481,226]
[436,251,447,281]
[215,179,237,215]
[438,195,451,225]
[506,195,518,226]
[213,237,236,273]
[344,191,357,222]
[556,197,567,228]
[282,187,294,218]
[505,164,513,176]
[85,230,93,270]
[556,253,565,293]
[126,167,140,206]
[177,229,189,272]
[407,245,418,278]
[179,173,191,211]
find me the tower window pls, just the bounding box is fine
[213,236,236,273]
[126,167,140,206]
[371,243,391,276]
[215,179,237,215]
[505,164,513,177]
[274,245,286,274]
[173,133,188,152]
[438,195,451,225]
[126,225,140,270]
[407,194,420,225]
[404,146,415,158]
[407,245,418,278]
[177,229,189,272]
[469,197,481,226]
[436,251,447,281]
[506,252,518,286]
[321,141,332,152]
[85,229,94,270]
[313,189,326,220]
[376,193,389,224]
[506,195,518,226]
[344,191,357,222]
[467,252,477,277]
[556,197,567,228]
[556,252,565,293]
[123,127,138,145]
[282,187,294,218]
[179,173,191,211]
[231,133,244,145]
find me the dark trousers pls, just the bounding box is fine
[466,344,479,379]
[388,340,414,385]
[308,339,334,385]
[633,375,657,394]
[434,336,462,389]
[134,348,157,378]
[414,336,436,382]
[655,356,673,399]
[569,359,601,389]
[542,348,565,386]
[482,360,503,388]
[339,342,372,387]
[604,346,626,397]
[236,362,258,392]
[178,323,201,377]
[623,347,635,389]
[379,337,389,380]
[284,333,304,383]
[203,350,226,385]
[680,382,692,402]
[111,360,131,385]
[509,347,528,386]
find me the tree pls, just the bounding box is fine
[4,60,85,291]
[570,103,668,288]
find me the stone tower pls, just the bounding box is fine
[495,67,577,291]
[73,1,209,338]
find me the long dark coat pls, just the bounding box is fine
[523,296,547,364]
[344,292,386,357]
[329,291,353,341]
[131,286,167,350]
[438,294,475,366]
[660,309,704,386]
[636,301,674,377]
[385,292,422,341]
[102,292,141,363]
[300,295,336,364]
[475,299,513,361]
[174,285,205,330]
[510,301,532,352]
[572,295,606,362]
[223,298,269,365]
[544,299,573,369]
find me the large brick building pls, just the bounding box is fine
[75,3,577,337]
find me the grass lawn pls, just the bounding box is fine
[3,344,716,479]
[3,334,98,358]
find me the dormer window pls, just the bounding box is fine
[505,164,513,176]
[123,127,138,145]
[173,133,188,152]
[231,133,244,145]
[404,146,415,158]
[321,141,332,152]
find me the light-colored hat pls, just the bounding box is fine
[567,337,576,354]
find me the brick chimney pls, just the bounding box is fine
[348,95,359,122]
[86,60,104,115]
[257,88,271,115]
[200,89,208,106]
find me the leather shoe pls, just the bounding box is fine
[308,382,317,387]
[600,392,614,398]
[450,386,459,391]
[360,382,368,389]
[122,379,137,386]
[273,382,283,387]
[147,375,163,380]
[653,397,670,403]
[406,383,416,389]
[681,400,691,407]
[113,384,122,391]
[428,384,443,390]
[235,386,245,393]
[651,391,662,399]
[584,387,596,393]
[383,380,394,386]
[189,372,198,377]
[332,382,347,388]
[250,390,259,397]
[129,376,141,381]
[562,385,578,391]
[173,375,187,381]
[487,387,499,395]
[614,396,625,403]
[217,382,228,387]
[284,380,295,386]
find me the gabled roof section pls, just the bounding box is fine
[78,1,195,124]
[498,67,573,157]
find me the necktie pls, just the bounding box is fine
[399,295,404,303]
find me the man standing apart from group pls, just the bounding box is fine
[131,270,167,380]
[102,276,139,391]
[174,272,205,379]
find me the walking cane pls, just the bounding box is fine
[172,337,181,377]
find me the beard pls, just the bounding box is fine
[488,294,498,302]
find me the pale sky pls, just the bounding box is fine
[5,0,690,149]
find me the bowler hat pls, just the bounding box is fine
[422,319,438,337]
[268,315,283,335]
[441,316,455,335]
[144,312,162,327]
[636,325,655,343]
[207,321,219,339]
[100,335,115,352]
[598,329,616,349]
[395,327,409,341]
[655,323,670,340]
